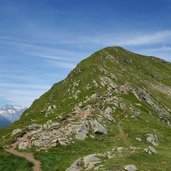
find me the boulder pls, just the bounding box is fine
[103,107,115,122]
[50,122,60,130]
[144,146,157,154]
[28,124,41,131]
[74,121,89,140]
[57,138,69,146]
[66,154,103,171]
[83,154,102,170]
[146,134,158,146]
[90,119,107,135]
[104,107,113,115]
[18,140,29,150]
[124,165,137,171]
[32,140,45,147]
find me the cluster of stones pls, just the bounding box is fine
[11,116,108,150]
[66,146,139,171]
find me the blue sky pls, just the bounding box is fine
[0,0,171,107]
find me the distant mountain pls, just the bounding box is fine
[0,105,26,125]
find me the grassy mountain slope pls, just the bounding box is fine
[0,46,171,171]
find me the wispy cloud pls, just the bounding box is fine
[141,46,171,52]
[46,60,76,69]
[0,89,46,107]
[0,82,50,90]
[116,31,171,46]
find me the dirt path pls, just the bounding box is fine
[5,148,41,171]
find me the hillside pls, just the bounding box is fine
[0,46,171,171]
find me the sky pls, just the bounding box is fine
[0,0,171,107]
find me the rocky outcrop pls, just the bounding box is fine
[135,88,169,117]
[66,147,140,171]
[10,116,108,149]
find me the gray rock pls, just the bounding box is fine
[104,107,113,115]
[66,154,103,171]
[74,121,89,140]
[32,140,45,147]
[146,134,158,146]
[83,154,102,170]
[18,140,29,150]
[119,103,126,109]
[90,119,107,135]
[124,165,137,171]
[58,138,69,146]
[103,107,115,122]
[137,88,169,117]
[50,122,60,130]
[144,146,157,154]
[28,124,41,131]
[66,158,82,171]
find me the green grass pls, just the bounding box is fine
[0,148,33,171]
[0,46,171,170]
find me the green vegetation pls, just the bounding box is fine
[0,148,33,171]
[0,46,171,170]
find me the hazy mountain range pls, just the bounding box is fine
[0,105,26,128]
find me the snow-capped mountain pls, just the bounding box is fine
[0,105,26,122]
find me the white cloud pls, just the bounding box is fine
[111,31,171,46]
[0,89,45,107]
[141,46,171,52]
[0,82,50,90]
[46,60,76,69]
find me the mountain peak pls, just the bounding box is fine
[1,47,171,170]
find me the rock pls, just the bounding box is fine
[18,140,29,150]
[83,154,102,170]
[66,158,82,171]
[11,129,22,136]
[32,140,45,147]
[136,88,169,117]
[104,113,115,122]
[90,119,107,135]
[73,121,89,140]
[144,146,157,154]
[66,154,103,171]
[146,134,158,146]
[124,165,137,171]
[50,122,60,130]
[117,147,124,153]
[103,107,115,122]
[28,124,42,131]
[104,107,113,115]
[91,93,99,100]
[135,137,142,142]
[119,103,126,109]
[58,138,69,146]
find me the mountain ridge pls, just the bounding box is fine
[1,46,171,171]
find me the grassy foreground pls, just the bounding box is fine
[0,148,33,171]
